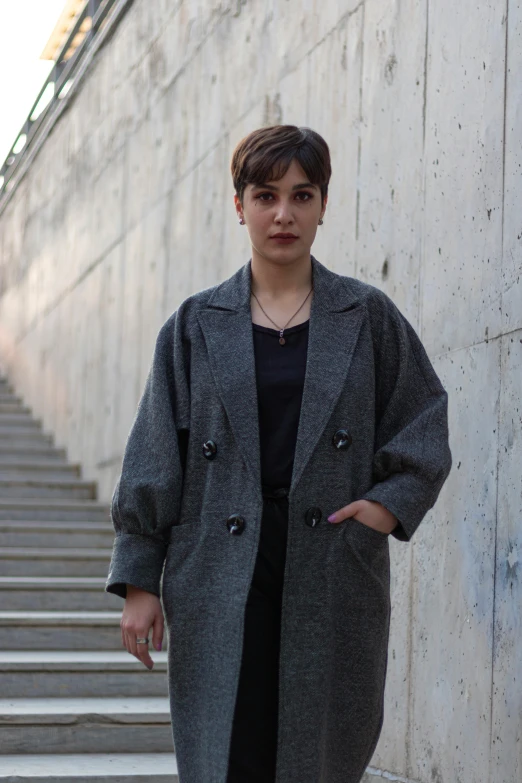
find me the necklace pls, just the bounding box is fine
[251,285,313,345]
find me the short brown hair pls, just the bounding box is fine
[230,125,331,207]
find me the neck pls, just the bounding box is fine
[250,254,313,300]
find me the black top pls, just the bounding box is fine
[252,319,309,489]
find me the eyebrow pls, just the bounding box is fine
[251,181,318,191]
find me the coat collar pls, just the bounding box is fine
[203,254,360,313]
[196,255,365,500]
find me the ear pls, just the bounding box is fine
[321,193,328,219]
[233,193,244,220]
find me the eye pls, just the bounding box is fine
[253,191,314,201]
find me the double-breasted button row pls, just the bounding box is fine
[227,509,324,533]
[226,509,332,532]
[212,428,350,534]
[206,430,350,460]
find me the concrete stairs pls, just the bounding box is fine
[0,376,177,781]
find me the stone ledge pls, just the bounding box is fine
[0,611,120,626]
[0,752,178,781]
[0,651,168,671]
[0,548,112,560]
[0,697,170,724]
[0,576,108,589]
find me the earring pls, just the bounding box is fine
[239,217,245,225]
[318,218,324,225]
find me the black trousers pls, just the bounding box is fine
[226,486,289,783]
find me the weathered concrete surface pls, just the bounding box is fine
[0,697,172,755]
[0,1,520,781]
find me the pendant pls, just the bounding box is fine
[279,337,286,345]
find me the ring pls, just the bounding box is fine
[136,637,149,644]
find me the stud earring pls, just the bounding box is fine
[318,218,324,225]
[239,217,245,225]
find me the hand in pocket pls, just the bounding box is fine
[327,499,398,535]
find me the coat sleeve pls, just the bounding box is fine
[360,290,453,542]
[105,310,189,599]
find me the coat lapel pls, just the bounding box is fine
[196,256,364,498]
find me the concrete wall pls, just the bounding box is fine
[0,1,520,780]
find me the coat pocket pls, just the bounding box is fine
[350,516,390,543]
[342,517,391,592]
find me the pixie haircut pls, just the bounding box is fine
[231,125,331,207]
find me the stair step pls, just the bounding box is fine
[0,467,81,482]
[0,478,96,500]
[0,400,22,410]
[0,458,79,472]
[0,546,112,576]
[0,391,20,401]
[0,446,67,461]
[0,521,113,548]
[0,415,41,429]
[0,753,178,782]
[0,611,125,650]
[0,651,168,698]
[0,403,30,414]
[0,498,109,521]
[0,430,53,446]
[0,697,173,754]
[0,377,177,770]
[0,576,120,610]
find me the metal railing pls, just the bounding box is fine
[0,0,122,205]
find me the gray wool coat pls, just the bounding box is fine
[106,254,452,783]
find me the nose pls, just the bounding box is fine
[274,199,295,223]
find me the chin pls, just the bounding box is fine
[263,246,305,263]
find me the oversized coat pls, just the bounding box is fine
[106,254,453,783]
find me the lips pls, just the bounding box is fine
[271,233,298,239]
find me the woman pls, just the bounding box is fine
[106,125,452,783]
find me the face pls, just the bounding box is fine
[234,158,327,268]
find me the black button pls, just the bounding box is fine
[202,439,217,460]
[304,507,322,528]
[333,429,352,450]
[226,514,245,535]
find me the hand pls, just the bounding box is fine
[120,585,165,670]
[327,499,398,535]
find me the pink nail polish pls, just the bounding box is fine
[328,514,336,522]
[156,643,162,651]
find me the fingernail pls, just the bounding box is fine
[156,643,162,651]
[328,514,336,522]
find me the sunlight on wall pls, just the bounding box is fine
[0,0,70,163]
